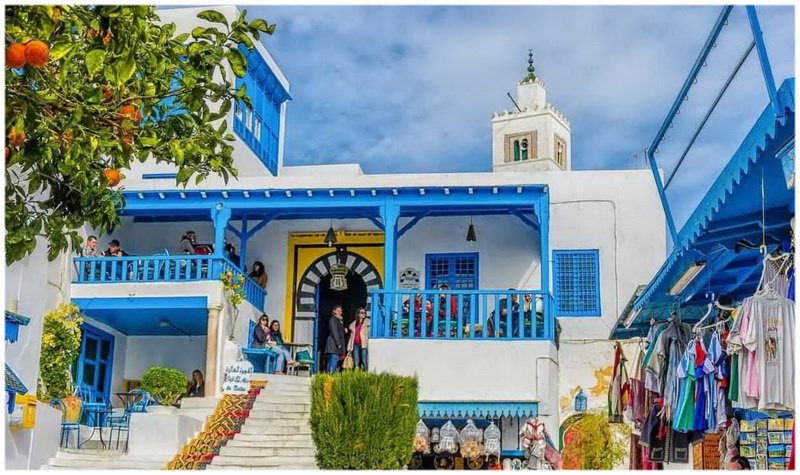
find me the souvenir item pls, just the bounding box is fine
[414,419,431,454]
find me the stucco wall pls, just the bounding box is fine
[5,402,62,470]
[123,336,207,381]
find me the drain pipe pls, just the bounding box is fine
[534,355,559,417]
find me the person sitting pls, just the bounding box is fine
[266,320,294,374]
[186,369,204,397]
[224,242,241,268]
[82,235,101,257]
[104,239,128,257]
[252,314,270,348]
[487,289,520,337]
[249,261,268,288]
[179,231,196,255]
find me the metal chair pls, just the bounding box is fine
[107,389,151,452]
[50,398,83,449]
[288,345,316,376]
[76,383,110,427]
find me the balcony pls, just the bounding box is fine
[73,255,266,311]
[369,289,555,341]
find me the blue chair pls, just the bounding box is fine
[75,383,109,427]
[108,389,151,452]
[242,321,278,374]
[50,398,83,449]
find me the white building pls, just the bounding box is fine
[5,6,666,468]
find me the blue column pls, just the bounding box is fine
[382,202,400,291]
[239,214,249,272]
[538,191,552,341]
[211,204,232,277]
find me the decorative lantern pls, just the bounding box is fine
[459,419,482,459]
[431,426,441,444]
[574,388,587,413]
[484,421,502,458]
[413,419,431,454]
[437,420,459,454]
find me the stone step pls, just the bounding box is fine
[251,403,311,412]
[226,439,315,449]
[256,391,311,400]
[54,449,131,460]
[219,445,316,457]
[239,423,312,435]
[232,433,314,443]
[246,410,309,420]
[210,455,317,467]
[45,458,168,470]
[205,463,318,470]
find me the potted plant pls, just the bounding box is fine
[37,303,84,422]
[140,366,188,413]
[220,269,245,341]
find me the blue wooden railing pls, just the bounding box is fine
[73,256,266,311]
[369,289,555,341]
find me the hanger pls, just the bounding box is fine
[693,303,714,334]
[714,299,735,312]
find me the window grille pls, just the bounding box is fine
[553,250,600,316]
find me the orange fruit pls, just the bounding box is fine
[103,168,121,187]
[102,29,113,47]
[24,40,49,68]
[6,43,26,69]
[7,127,25,147]
[60,130,74,145]
[118,104,141,125]
[120,131,134,148]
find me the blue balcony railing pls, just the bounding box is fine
[73,256,266,311]
[369,289,555,341]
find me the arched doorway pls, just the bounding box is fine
[315,272,367,368]
[293,250,382,369]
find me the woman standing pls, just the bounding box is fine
[325,305,346,373]
[347,307,370,370]
[249,261,268,288]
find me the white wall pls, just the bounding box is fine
[123,336,207,381]
[371,339,560,432]
[5,403,62,470]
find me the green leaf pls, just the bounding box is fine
[116,56,136,85]
[175,32,190,43]
[197,10,228,27]
[235,83,247,99]
[50,42,75,61]
[85,49,107,78]
[248,19,271,33]
[233,30,254,50]
[225,47,247,78]
[191,26,211,40]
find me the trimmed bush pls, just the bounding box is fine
[140,366,187,406]
[310,370,418,469]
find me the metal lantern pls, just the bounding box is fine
[574,388,587,413]
[459,419,482,459]
[484,421,502,458]
[437,420,459,454]
[413,419,431,454]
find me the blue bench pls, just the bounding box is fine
[242,321,278,374]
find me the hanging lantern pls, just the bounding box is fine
[324,227,337,247]
[466,221,477,242]
[329,262,349,291]
[574,388,587,413]
[437,420,459,454]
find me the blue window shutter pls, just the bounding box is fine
[552,250,600,317]
[425,253,479,290]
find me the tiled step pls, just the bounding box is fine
[219,445,316,457]
[210,455,317,467]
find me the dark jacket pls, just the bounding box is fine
[324,316,346,355]
[187,382,204,398]
[252,324,268,348]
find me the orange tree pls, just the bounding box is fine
[5,6,275,263]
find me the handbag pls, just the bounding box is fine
[342,352,354,370]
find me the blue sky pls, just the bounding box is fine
[244,5,794,229]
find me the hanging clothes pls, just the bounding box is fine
[608,342,630,423]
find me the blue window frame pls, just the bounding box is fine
[553,250,601,316]
[233,44,290,176]
[425,253,479,290]
[75,324,115,404]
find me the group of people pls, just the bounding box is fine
[81,235,129,257]
[252,315,295,374]
[324,305,371,373]
[180,230,269,288]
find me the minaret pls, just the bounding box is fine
[492,50,572,172]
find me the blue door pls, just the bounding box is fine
[76,325,114,404]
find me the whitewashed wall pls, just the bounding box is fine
[4,403,62,470]
[123,336,207,381]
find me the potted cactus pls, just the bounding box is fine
[140,366,188,413]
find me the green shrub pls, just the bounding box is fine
[38,303,84,400]
[310,370,418,469]
[140,366,187,406]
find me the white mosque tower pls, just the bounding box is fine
[492,50,572,172]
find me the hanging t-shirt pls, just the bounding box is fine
[742,295,795,411]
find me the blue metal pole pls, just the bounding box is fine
[746,5,783,117]
[538,192,553,341]
[646,5,733,246]
[382,201,400,291]
[211,204,232,277]
[239,213,249,272]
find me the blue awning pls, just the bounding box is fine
[418,401,539,419]
[611,78,795,339]
[6,310,31,344]
[5,363,28,414]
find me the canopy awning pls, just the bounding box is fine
[5,310,31,344]
[418,401,539,419]
[5,363,28,414]
[611,78,795,339]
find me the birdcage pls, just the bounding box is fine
[436,420,459,454]
[459,419,482,459]
[484,421,502,457]
[413,419,431,454]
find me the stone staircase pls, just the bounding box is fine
[41,448,172,470]
[207,373,317,470]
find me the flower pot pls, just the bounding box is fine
[61,395,82,423]
[147,404,177,414]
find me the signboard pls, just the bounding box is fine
[222,360,253,394]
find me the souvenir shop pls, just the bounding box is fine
[609,75,795,470]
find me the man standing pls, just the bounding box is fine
[325,305,346,373]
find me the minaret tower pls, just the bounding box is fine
[492,51,572,172]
